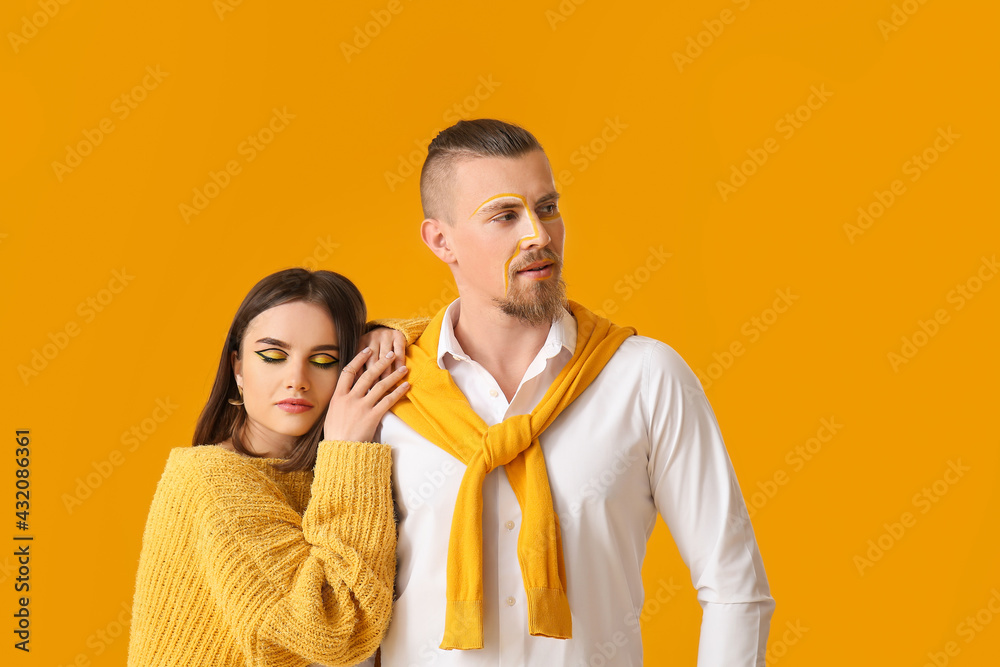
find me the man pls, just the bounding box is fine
[372,119,774,666]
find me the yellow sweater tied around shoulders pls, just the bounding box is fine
[390,301,635,650]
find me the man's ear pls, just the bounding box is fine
[230,350,242,387]
[420,217,456,264]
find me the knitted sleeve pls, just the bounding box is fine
[365,318,429,346]
[136,441,395,666]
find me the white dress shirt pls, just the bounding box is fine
[367,299,774,666]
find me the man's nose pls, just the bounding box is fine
[519,210,551,251]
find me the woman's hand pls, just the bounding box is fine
[360,327,407,380]
[323,348,409,443]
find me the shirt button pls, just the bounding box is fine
[505,520,515,531]
[489,389,499,398]
[506,596,516,607]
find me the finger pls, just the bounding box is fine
[363,351,373,372]
[374,380,410,414]
[336,347,372,395]
[364,341,383,372]
[350,351,397,396]
[392,333,406,372]
[376,341,392,370]
[380,337,403,382]
[367,365,409,402]
[367,351,399,388]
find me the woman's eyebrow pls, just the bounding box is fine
[254,337,339,352]
[254,337,289,347]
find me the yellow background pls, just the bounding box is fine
[2,0,998,664]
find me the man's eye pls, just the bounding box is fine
[538,204,560,220]
[492,212,517,223]
[310,354,339,368]
[255,349,287,363]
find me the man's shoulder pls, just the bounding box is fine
[603,333,703,394]
[611,333,692,370]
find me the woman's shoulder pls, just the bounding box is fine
[160,445,308,508]
[159,444,273,487]
[142,447,302,545]
[165,443,239,466]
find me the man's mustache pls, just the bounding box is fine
[509,248,562,275]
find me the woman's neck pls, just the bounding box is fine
[235,419,297,458]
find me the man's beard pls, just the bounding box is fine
[493,250,568,326]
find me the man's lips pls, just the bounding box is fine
[515,260,556,279]
[518,260,554,272]
[277,398,314,414]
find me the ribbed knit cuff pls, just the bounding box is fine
[526,587,572,639]
[441,600,484,650]
[366,318,430,346]
[303,441,394,574]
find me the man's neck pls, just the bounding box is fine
[452,298,553,402]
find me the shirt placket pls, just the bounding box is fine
[438,308,572,664]
[469,363,528,666]
[496,466,525,667]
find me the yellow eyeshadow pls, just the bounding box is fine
[311,354,337,364]
[255,350,286,361]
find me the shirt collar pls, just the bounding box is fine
[437,298,577,369]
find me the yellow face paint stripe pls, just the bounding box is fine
[537,207,561,222]
[468,192,524,218]
[506,208,544,294]
[469,192,559,296]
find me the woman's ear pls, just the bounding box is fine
[230,350,242,387]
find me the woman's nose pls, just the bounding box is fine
[285,361,310,391]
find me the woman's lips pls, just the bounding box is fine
[277,399,313,414]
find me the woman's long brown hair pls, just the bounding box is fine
[192,268,366,472]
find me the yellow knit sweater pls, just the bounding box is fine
[127,440,395,667]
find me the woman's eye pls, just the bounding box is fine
[255,349,287,363]
[310,354,339,368]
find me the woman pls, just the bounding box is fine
[128,268,410,667]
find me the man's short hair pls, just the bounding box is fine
[420,119,543,222]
